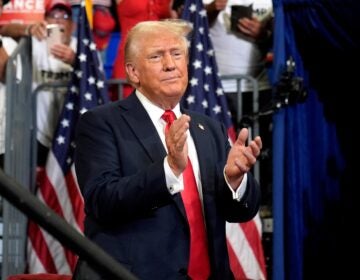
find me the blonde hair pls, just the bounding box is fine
[124,20,193,84]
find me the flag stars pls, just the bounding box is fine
[96,80,104,89]
[186,95,195,105]
[70,86,77,93]
[202,99,208,109]
[88,76,95,84]
[189,3,197,13]
[213,105,222,114]
[89,42,97,51]
[71,141,76,148]
[190,77,199,87]
[82,38,89,46]
[199,27,204,34]
[199,9,207,17]
[80,107,88,114]
[204,66,212,75]
[56,135,65,145]
[66,157,72,165]
[75,70,82,78]
[196,42,204,52]
[84,92,92,100]
[207,49,214,57]
[66,102,74,110]
[61,119,69,128]
[193,60,202,69]
[204,84,210,91]
[216,87,224,96]
[78,53,86,62]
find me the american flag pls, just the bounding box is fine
[27,1,109,274]
[181,0,267,279]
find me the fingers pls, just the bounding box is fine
[237,17,262,38]
[164,114,191,173]
[30,22,47,40]
[235,127,249,146]
[50,45,75,64]
[226,132,262,178]
[168,114,190,148]
[249,136,262,157]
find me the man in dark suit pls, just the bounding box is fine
[74,20,262,280]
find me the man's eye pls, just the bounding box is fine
[149,55,161,60]
[172,52,183,58]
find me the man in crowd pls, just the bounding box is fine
[1,0,76,165]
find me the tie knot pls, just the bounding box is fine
[162,110,177,126]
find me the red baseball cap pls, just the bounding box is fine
[45,0,72,16]
[93,6,115,50]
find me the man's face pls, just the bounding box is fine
[127,32,189,108]
[46,8,73,45]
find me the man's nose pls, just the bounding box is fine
[162,53,176,71]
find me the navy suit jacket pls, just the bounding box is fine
[74,93,261,279]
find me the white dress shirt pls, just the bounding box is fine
[136,90,247,202]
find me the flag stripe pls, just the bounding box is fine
[46,152,80,229]
[28,221,57,273]
[65,171,85,230]
[226,239,248,279]
[240,219,267,277]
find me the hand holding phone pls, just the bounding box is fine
[230,5,253,33]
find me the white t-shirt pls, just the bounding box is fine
[0,37,18,154]
[203,0,273,92]
[32,37,77,148]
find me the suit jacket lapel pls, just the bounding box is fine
[119,94,166,162]
[186,110,215,194]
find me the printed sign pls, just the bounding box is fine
[0,0,48,25]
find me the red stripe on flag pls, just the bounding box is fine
[240,220,267,278]
[28,220,58,273]
[227,238,248,279]
[64,246,78,272]
[35,168,80,272]
[38,169,65,218]
[65,171,84,230]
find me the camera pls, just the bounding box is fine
[273,57,307,108]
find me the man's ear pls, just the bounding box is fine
[125,62,139,84]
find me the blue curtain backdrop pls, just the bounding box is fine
[271,0,360,279]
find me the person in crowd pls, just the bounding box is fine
[92,4,116,63]
[73,20,262,279]
[203,0,274,203]
[0,0,17,168]
[110,0,175,100]
[203,0,273,128]
[1,0,76,166]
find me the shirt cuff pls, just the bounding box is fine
[164,157,184,195]
[223,166,248,201]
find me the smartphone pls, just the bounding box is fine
[230,5,253,33]
[46,24,63,53]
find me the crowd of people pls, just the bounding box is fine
[0,0,273,278]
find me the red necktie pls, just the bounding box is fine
[162,110,211,280]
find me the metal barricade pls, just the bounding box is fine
[2,37,33,278]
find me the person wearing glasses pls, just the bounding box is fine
[0,0,76,166]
